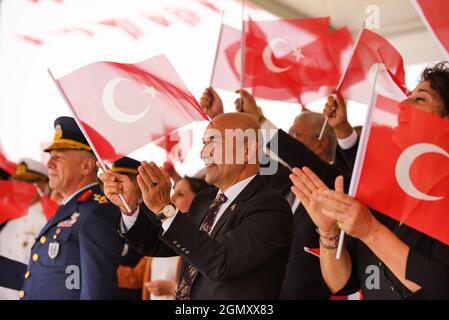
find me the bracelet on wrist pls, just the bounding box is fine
[319,236,339,250]
[316,228,340,241]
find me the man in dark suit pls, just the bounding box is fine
[0,117,125,299]
[228,90,351,300]
[100,112,293,300]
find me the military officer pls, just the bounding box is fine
[0,116,125,299]
[0,158,49,299]
[110,157,145,300]
[111,157,143,266]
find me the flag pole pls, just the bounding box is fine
[47,69,132,214]
[34,183,44,197]
[318,28,365,141]
[335,63,380,259]
[238,0,246,111]
[411,0,449,61]
[209,11,226,87]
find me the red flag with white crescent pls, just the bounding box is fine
[354,77,449,245]
[56,55,208,162]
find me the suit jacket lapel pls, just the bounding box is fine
[210,175,264,238]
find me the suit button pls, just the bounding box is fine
[53,234,58,240]
[390,286,395,292]
[185,251,191,255]
[176,244,182,248]
[173,241,179,245]
[32,253,39,262]
[181,248,186,252]
[19,290,25,299]
[40,236,46,244]
[24,271,30,279]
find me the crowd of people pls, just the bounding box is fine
[0,61,448,300]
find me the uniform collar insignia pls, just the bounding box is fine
[77,189,93,202]
[93,193,108,204]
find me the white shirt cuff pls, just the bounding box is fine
[337,130,357,150]
[120,207,139,233]
[161,210,179,234]
[260,119,279,145]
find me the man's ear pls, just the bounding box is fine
[315,137,329,156]
[81,156,97,176]
[245,139,258,164]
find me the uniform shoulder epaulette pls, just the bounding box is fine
[77,189,93,203]
[93,193,109,204]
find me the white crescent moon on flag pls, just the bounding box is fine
[102,77,150,124]
[395,143,449,201]
[262,38,292,73]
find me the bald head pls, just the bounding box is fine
[209,112,260,132]
[289,111,337,163]
[201,112,261,191]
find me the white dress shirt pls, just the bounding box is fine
[337,129,358,150]
[121,175,257,233]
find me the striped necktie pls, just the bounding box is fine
[175,193,228,300]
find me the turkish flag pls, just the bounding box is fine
[355,92,449,245]
[413,0,449,59]
[210,24,242,92]
[338,29,407,105]
[298,27,354,105]
[244,17,339,104]
[56,55,208,162]
[155,128,193,163]
[0,181,37,223]
[39,195,59,221]
[211,17,332,101]
[0,144,17,175]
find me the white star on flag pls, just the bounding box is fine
[143,85,161,99]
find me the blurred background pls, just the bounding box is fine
[0,0,443,176]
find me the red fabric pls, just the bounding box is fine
[210,24,242,92]
[99,19,144,39]
[338,29,406,105]
[0,181,36,223]
[39,195,59,220]
[414,0,449,58]
[211,18,353,105]
[212,18,331,95]
[244,17,337,104]
[197,0,221,13]
[355,94,449,245]
[57,54,208,162]
[155,128,193,163]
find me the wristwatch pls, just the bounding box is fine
[155,203,177,220]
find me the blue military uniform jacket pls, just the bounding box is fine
[1,184,125,300]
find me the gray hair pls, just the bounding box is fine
[295,111,337,162]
